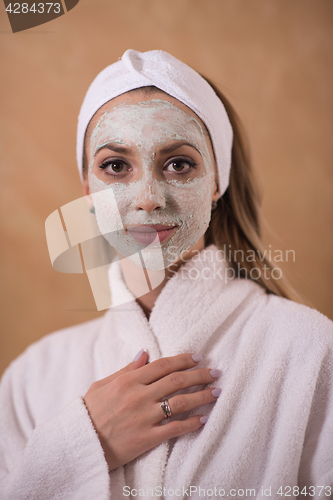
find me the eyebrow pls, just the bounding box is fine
[93,140,200,157]
[94,143,132,157]
[159,141,200,155]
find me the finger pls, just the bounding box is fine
[152,388,219,424]
[168,388,219,418]
[152,415,207,443]
[135,353,202,385]
[97,350,149,387]
[150,368,221,401]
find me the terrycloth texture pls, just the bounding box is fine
[1,245,333,499]
[76,49,233,197]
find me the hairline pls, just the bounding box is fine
[82,86,213,179]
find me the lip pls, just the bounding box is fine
[126,224,177,244]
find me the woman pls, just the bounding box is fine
[0,49,332,500]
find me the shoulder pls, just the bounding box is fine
[254,293,333,354]
[2,315,105,386]
[28,315,104,360]
[266,295,333,335]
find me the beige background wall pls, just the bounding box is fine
[1,0,332,377]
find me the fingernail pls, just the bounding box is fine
[209,369,222,379]
[211,388,222,398]
[191,353,203,363]
[133,348,145,361]
[200,415,209,424]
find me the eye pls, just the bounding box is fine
[99,160,130,176]
[164,158,196,174]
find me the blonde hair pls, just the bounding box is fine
[202,76,297,300]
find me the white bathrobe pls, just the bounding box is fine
[0,245,332,500]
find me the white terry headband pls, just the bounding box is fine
[76,49,233,197]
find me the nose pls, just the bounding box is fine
[134,181,166,213]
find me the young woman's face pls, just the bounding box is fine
[83,90,219,270]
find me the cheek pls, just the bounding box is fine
[88,172,108,193]
[167,173,215,213]
[88,172,144,218]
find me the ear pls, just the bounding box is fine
[83,176,90,196]
[212,181,220,203]
[83,176,94,211]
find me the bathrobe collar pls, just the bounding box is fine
[95,244,264,493]
[97,244,262,377]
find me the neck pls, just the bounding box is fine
[118,239,205,319]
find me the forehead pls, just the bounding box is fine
[86,89,210,141]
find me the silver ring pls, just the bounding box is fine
[160,399,172,419]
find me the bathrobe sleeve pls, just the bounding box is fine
[0,355,111,500]
[298,342,333,490]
